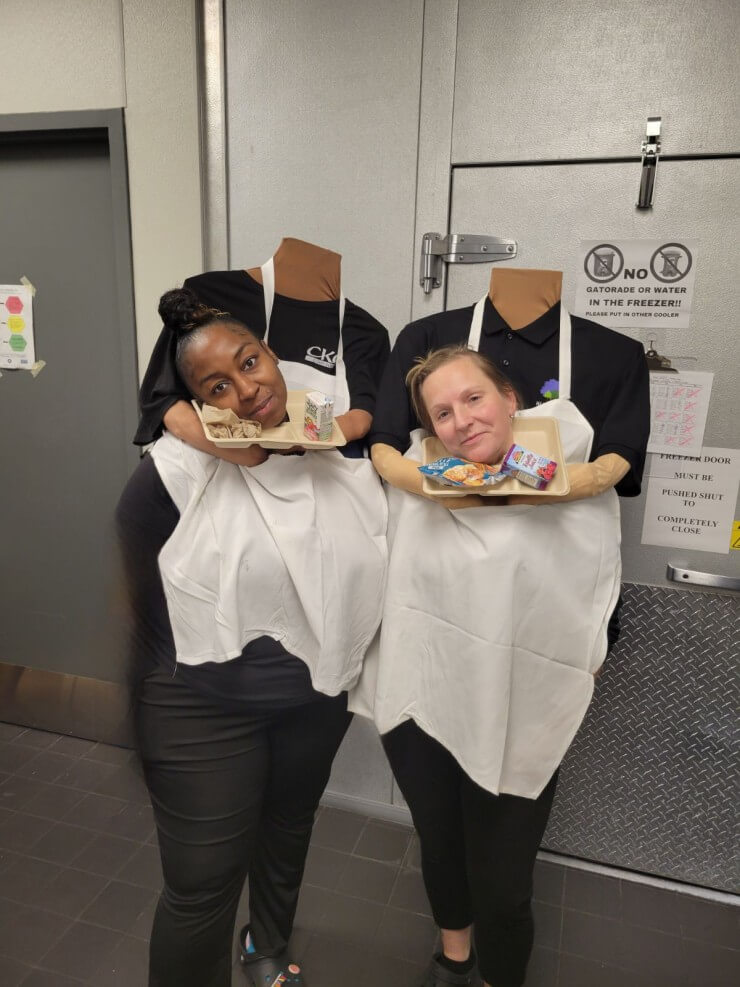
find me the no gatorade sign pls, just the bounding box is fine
[574,239,698,330]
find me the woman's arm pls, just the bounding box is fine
[335,408,372,442]
[370,442,424,496]
[163,401,268,467]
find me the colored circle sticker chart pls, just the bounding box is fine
[0,285,35,369]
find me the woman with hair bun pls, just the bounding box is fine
[135,238,389,461]
[116,289,387,987]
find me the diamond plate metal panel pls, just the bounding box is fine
[544,583,739,893]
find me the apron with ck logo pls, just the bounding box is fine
[351,299,621,798]
[151,434,387,696]
[261,257,350,415]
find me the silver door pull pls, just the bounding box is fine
[666,564,740,591]
[637,116,661,209]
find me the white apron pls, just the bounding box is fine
[261,257,350,415]
[151,433,387,696]
[351,299,621,798]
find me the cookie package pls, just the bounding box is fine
[418,457,507,488]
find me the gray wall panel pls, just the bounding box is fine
[225,0,424,334]
[452,0,740,162]
[1,0,125,114]
[326,716,395,807]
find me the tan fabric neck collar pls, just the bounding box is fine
[247,237,341,301]
[489,268,562,330]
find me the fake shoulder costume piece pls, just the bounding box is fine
[352,270,650,800]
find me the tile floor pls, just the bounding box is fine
[0,721,737,986]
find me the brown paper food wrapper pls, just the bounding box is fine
[201,404,262,439]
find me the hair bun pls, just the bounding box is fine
[158,288,208,334]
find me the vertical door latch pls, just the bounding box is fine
[637,116,662,209]
[419,233,518,294]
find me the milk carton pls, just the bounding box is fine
[304,391,335,441]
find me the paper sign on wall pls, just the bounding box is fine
[648,370,713,457]
[574,239,698,329]
[641,448,740,554]
[0,285,35,369]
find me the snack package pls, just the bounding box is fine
[419,457,507,488]
[304,391,335,441]
[501,444,557,489]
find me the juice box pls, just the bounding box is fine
[501,444,558,489]
[304,391,335,441]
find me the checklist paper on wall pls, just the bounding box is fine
[647,371,713,458]
[0,285,35,369]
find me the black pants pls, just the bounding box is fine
[382,720,558,987]
[136,671,352,987]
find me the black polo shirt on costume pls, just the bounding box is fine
[370,298,650,496]
[134,269,389,446]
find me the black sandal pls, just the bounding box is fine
[421,954,478,986]
[238,925,305,986]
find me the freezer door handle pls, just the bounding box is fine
[637,115,661,209]
[666,564,740,591]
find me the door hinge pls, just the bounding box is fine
[419,232,518,294]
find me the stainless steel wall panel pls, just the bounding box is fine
[544,582,740,893]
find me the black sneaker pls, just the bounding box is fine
[421,954,477,986]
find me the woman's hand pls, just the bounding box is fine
[444,494,488,509]
[218,445,270,467]
[445,493,511,510]
[269,446,306,456]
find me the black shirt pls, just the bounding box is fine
[134,269,390,446]
[115,454,320,709]
[370,299,650,496]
